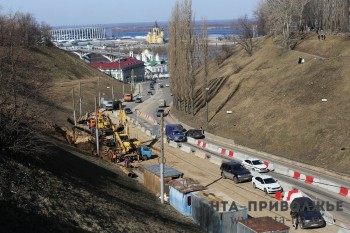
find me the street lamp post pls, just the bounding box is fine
[205,87,209,123]
[112,78,114,100]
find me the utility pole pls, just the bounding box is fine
[206,87,209,123]
[120,59,124,96]
[98,77,101,107]
[95,96,100,155]
[112,78,114,100]
[79,81,82,116]
[72,87,77,126]
[160,112,165,204]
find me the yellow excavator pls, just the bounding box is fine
[89,112,111,134]
[116,108,141,152]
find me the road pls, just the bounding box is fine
[121,80,350,232]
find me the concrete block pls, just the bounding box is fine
[145,130,151,136]
[273,164,289,176]
[233,151,248,161]
[206,143,219,153]
[195,150,207,159]
[187,137,196,144]
[169,141,179,148]
[319,179,340,194]
[181,145,192,153]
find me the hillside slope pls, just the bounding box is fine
[28,46,127,127]
[174,33,350,175]
[0,140,202,233]
[0,46,202,232]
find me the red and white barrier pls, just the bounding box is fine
[282,189,304,203]
[196,140,207,149]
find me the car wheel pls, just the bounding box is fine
[142,155,148,161]
[298,217,304,229]
[253,183,256,189]
[264,188,268,194]
[221,172,226,179]
[233,177,239,184]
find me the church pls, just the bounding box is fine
[146,21,165,44]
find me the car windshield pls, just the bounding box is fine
[232,164,246,170]
[191,130,202,134]
[173,130,182,135]
[158,109,164,112]
[252,160,263,165]
[107,101,113,104]
[263,178,276,184]
[143,147,150,151]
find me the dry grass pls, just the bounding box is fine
[175,33,350,175]
[28,46,129,127]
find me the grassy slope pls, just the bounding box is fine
[29,46,128,126]
[174,34,350,175]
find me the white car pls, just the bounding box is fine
[241,158,268,173]
[165,83,169,87]
[252,175,283,194]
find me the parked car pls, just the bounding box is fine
[165,124,187,142]
[165,83,169,87]
[185,129,205,139]
[135,97,142,103]
[220,161,253,184]
[124,107,132,114]
[241,158,268,173]
[290,197,326,229]
[159,84,164,88]
[150,86,154,90]
[252,175,282,194]
[156,108,165,117]
[147,91,153,95]
[103,100,114,111]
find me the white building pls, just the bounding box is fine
[135,48,168,79]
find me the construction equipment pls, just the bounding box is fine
[116,108,141,151]
[89,111,112,135]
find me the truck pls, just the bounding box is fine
[124,93,133,102]
[159,99,166,108]
[165,124,187,142]
[138,145,152,161]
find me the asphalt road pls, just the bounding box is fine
[123,80,350,232]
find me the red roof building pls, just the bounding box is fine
[90,57,145,82]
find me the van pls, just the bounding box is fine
[220,161,253,184]
[165,124,186,142]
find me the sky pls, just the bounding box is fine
[1,0,260,27]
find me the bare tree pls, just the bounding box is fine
[198,18,209,117]
[0,10,51,157]
[233,15,255,56]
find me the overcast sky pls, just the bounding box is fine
[1,0,260,27]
